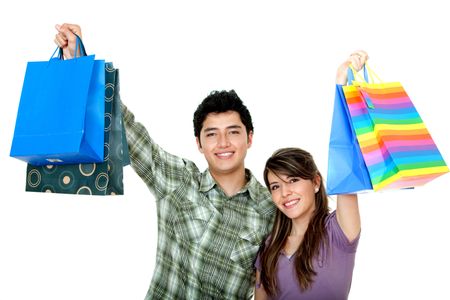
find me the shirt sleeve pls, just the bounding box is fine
[326,210,360,253]
[121,103,187,200]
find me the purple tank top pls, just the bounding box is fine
[255,211,360,300]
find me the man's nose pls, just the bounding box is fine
[217,133,230,148]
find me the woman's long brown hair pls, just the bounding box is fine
[260,147,329,296]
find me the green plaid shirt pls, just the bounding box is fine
[122,105,275,299]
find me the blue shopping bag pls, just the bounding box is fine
[25,63,129,195]
[326,68,373,195]
[10,37,105,166]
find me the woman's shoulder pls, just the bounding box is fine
[325,210,360,253]
[325,210,337,224]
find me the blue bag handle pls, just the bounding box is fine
[347,65,369,85]
[49,34,87,61]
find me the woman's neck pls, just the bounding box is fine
[284,215,312,255]
[290,213,312,237]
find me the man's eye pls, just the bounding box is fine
[230,130,240,135]
[206,133,216,137]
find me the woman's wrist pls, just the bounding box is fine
[336,62,349,85]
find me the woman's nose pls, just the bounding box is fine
[280,184,292,197]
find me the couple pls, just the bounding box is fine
[55,23,365,300]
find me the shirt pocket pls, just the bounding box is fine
[230,226,266,271]
[169,201,213,244]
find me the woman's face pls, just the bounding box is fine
[267,171,319,221]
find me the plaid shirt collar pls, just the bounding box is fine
[199,168,262,202]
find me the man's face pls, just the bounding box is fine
[196,111,253,177]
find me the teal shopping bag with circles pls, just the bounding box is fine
[10,36,105,165]
[25,63,129,195]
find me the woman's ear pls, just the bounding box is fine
[313,174,322,192]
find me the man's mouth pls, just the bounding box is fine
[215,152,234,159]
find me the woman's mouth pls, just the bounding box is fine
[283,199,300,208]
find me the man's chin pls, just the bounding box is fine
[210,165,243,176]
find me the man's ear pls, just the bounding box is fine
[247,131,253,149]
[196,137,204,153]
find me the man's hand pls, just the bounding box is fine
[54,23,83,59]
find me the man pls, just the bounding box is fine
[55,24,275,299]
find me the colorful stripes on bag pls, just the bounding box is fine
[343,81,448,191]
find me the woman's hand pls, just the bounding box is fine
[336,50,369,85]
[54,23,82,59]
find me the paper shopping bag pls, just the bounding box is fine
[342,65,449,191]
[10,37,105,165]
[25,63,128,195]
[326,78,373,195]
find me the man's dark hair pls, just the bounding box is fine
[193,90,254,139]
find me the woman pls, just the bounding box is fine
[254,51,367,300]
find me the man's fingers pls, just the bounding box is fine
[54,33,68,48]
[56,23,82,39]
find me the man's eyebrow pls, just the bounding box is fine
[203,125,243,132]
[203,127,218,133]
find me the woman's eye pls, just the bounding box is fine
[289,178,300,183]
[270,185,279,191]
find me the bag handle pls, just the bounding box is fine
[49,34,87,60]
[347,65,369,85]
[365,64,382,83]
[348,64,382,84]
[348,64,383,109]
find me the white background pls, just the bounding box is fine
[1,1,449,299]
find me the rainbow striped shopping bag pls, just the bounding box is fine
[342,65,448,191]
